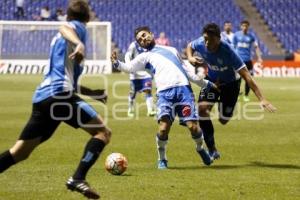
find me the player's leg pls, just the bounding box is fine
[185,120,213,165]
[198,87,219,159]
[141,78,155,116]
[244,61,253,102]
[0,138,41,173]
[128,81,136,117]
[144,89,156,116]
[156,89,175,169]
[175,86,213,165]
[219,79,241,125]
[65,96,110,199]
[156,116,172,169]
[0,102,60,173]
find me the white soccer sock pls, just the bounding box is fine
[146,96,154,112]
[128,96,135,111]
[192,133,204,152]
[156,135,168,161]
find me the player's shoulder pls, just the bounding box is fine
[219,40,237,57]
[68,20,85,29]
[248,31,256,39]
[234,30,242,36]
[194,36,204,43]
[191,37,204,49]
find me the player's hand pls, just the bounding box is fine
[188,56,205,67]
[69,43,85,63]
[110,51,119,67]
[260,99,276,112]
[92,89,108,104]
[211,82,220,93]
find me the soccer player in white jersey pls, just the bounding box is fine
[111,26,218,169]
[125,41,156,117]
[221,21,235,48]
[187,23,276,161]
[0,1,108,199]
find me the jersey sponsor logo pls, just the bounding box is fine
[237,42,250,48]
[182,105,191,117]
[208,64,229,72]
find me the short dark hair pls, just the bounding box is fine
[202,23,221,38]
[134,26,151,38]
[67,0,90,23]
[224,21,231,24]
[241,20,250,25]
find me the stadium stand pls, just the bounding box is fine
[0,0,286,56]
[251,0,300,52]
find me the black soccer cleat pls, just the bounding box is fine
[66,177,100,199]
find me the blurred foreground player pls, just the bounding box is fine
[0,1,109,199]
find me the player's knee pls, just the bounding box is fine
[198,107,209,117]
[94,127,112,144]
[158,130,168,140]
[187,123,199,134]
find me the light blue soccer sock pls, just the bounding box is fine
[192,132,204,152]
[156,133,168,161]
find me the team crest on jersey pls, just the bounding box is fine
[217,58,223,65]
[182,105,191,117]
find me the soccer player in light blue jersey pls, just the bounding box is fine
[0,1,108,199]
[233,20,263,102]
[125,41,156,117]
[111,26,217,168]
[187,23,276,161]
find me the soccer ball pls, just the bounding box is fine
[105,153,128,175]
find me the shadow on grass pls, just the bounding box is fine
[168,162,300,170]
[249,161,300,169]
[169,164,241,170]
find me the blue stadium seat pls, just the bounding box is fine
[0,0,276,56]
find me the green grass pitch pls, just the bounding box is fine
[0,74,299,200]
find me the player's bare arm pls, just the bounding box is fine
[78,86,107,104]
[238,67,276,112]
[254,42,263,64]
[186,43,205,67]
[59,25,85,63]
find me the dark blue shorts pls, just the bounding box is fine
[130,78,152,93]
[19,92,98,142]
[198,79,241,118]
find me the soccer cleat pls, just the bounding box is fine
[243,96,250,102]
[127,108,134,117]
[197,149,213,166]
[158,159,168,169]
[66,177,100,199]
[147,110,156,117]
[209,150,221,160]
